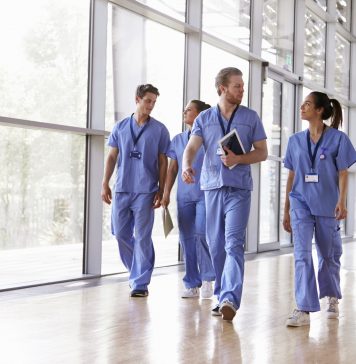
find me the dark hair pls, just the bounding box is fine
[215,67,243,96]
[190,100,211,113]
[309,91,343,129]
[136,84,160,98]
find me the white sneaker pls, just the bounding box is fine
[200,281,214,299]
[286,309,310,327]
[326,297,339,319]
[219,300,237,321]
[181,287,199,298]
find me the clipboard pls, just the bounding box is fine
[218,128,245,169]
[162,207,174,238]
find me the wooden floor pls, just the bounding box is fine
[1,242,356,364]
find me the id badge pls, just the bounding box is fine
[130,150,142,159]
[216,146,224,156]
[305,173,319,183]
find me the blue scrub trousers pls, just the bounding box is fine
[177,198,215,288]
[111,192,155,290]
[205,187,251,309]
[291,206,342,312]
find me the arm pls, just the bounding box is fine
[101,147,119,205]
[335,169,348,220]
[161,159,178,208]
[282,170,295,233]
[182,135,203,184]
[153,153,168,209]
[221,139,268,168]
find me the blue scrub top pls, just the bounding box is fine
[284,127,356,217]
[108,116,170,193]
[191,105,267,191]
[167,130,204,202]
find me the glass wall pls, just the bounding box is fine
[304,9,326,87]
[202,0,251,51]
[0,0,89,127]
[200,43,249,107]
[336,0,351,30]
[136,0,186,21]
[102,4,185,274]
[260,79,282,245]
[262,0,294,72]
[335,34,350,98]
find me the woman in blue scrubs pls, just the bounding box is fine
[162,100,215,299]
[283,91,356,327]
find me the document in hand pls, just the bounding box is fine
[218,128,246,169]
[162,207,174,238]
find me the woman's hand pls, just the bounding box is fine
[283,211,292,233]
[335,201,347,220]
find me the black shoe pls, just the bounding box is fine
[211,304,221,316]
[130,289,149,297]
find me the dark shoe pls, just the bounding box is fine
[130,289,149,297]
[211,304,221,316]
[220,300,236,321]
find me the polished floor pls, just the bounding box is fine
[0,241,355,364]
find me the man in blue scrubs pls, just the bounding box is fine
[102,84,170,297]
[182,67,268,320]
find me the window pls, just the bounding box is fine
[336,0,351,30]
[304,10,326,87]
[0,126,85,288]
[262,0,294,72]
[0,0,89,127]
[135,0,186,21]
[202,0,251,51]
[335,34,350,98]
[103,4,185,273]
[200,43,249,107]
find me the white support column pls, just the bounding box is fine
[84,0,108,274]
[246,0,263,253]
[325,0,336,92]
[183,0,202,107]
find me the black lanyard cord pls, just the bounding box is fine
[216,104,239,136]
[306,124,326,171]
[130,114,150,147]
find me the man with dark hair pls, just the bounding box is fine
[102,83,170,297]
[182,67,268,320]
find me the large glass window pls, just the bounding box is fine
[202,0,251,51]
[0,126,85,289]
[336,0,351,30]
[335,34,350,98]
[313,0,327,11]
[200,43,249,107]
[260,79,282,245]
[0,0,89,127]
[262,0,294,72]
[135,0,186,21]
[103,4,185,273]
[304,10,326,87]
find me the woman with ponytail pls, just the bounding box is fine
[283,92,356,327]
[161,100,215,299]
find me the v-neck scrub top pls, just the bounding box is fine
[191,105,267,191]
[284,127,356,217]
[167,129,204,202]
[108,116,170,193]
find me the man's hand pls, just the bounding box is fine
[153,191,163,209]
[101,183,112,205]
[283,211,292,233]
[182,167,196,184]
[220,147,240,168]
[161,193,170,208]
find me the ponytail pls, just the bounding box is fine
[310,92,343,129]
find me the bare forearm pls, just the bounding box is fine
[102,156,116,185]
[164,162,178,196]
[235,148,268,165]
[284,171,295,213]
[338,170,348,203]
[158,155,168,193]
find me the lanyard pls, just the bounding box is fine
[187,130,191,140]
[130,114,150,147]
[216,104,239,136]
[306,124,326,171]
